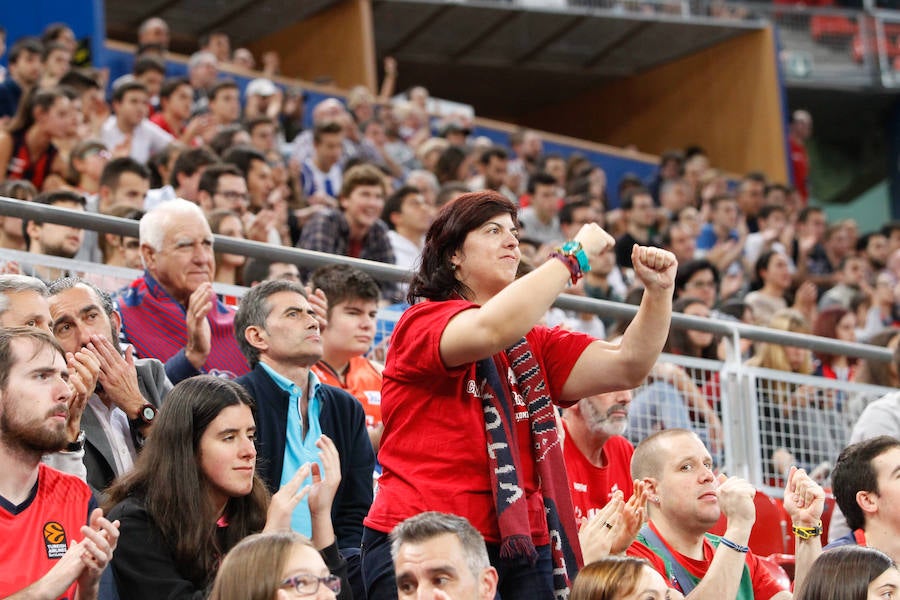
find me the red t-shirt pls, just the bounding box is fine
[0,464,95,599]
[365,299,593,544]
[789,136,809,203]
[149,112,177,136]
[627,521,785,599]
[561,421,634,523]
[312,356,383,428]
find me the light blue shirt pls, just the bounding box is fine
[259,362,325,536]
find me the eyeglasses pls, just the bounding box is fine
[686,280,717,289]
[80,148,111,160]
[216,190,250,203]
[281,574,341,596]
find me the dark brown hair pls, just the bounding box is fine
[105,376,269,586]
[408,190,518,303]
[794,546,895,600]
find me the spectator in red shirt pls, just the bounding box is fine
[789,110,812,204]
[561,389,636,523]
[628,428,824,599]
[362,190,675,599]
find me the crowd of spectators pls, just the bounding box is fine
[3,14,900,600]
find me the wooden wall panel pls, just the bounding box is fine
[247,0,376,92]
[521,27,788,181]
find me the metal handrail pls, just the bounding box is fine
[1,195,892,362]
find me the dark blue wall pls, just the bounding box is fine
[0,0,105,68]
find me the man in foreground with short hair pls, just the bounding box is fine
[627,428,824,599]
[391,511,498,600]
[827,435,900,562]
[0,327,119,599]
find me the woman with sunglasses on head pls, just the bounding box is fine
[105,375,348,599]
[361,190,677,599]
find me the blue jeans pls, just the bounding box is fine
[362,526,555,599]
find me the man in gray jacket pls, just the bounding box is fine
[46,277,172,497]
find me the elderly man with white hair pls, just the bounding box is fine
[115,199,249,382]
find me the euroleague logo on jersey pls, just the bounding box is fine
[43,521,68,559]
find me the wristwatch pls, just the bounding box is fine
[66,430,85,453]
[559,241,592,274]
[132,403,158,427]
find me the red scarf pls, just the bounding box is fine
[477,337,582,595]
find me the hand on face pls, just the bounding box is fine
[65,349,101,440]
[87,335,143,414]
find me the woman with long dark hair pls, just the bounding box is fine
[0,86,70,188]
[106,376,348,599]
[794,546,899,600]
[361,190,677,599]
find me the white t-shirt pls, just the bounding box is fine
[100,116,174,165]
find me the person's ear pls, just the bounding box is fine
[25,221,41,246]
[243,325,268,353]
[643,477,660,503]
[140,243,156,271]
[857,489,879,517]
[104,233,121,250]
[479,567,499,600]
[110,310,123,336]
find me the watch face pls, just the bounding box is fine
[141,405,157,421]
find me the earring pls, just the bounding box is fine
[654,496,660,503]
[450,263,457,271]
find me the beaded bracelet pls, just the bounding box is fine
[719,537,750,553]
[549,252,583,285]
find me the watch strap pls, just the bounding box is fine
[66,431,85,453]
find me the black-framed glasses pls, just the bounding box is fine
[216,190,250,203]
[280,573,341,596]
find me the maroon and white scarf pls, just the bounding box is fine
[476,336,583,598]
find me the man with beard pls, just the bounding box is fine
[47,277,171,498]
[561,389,635,522]
[22,190,85,282]
[0,327,119,599]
